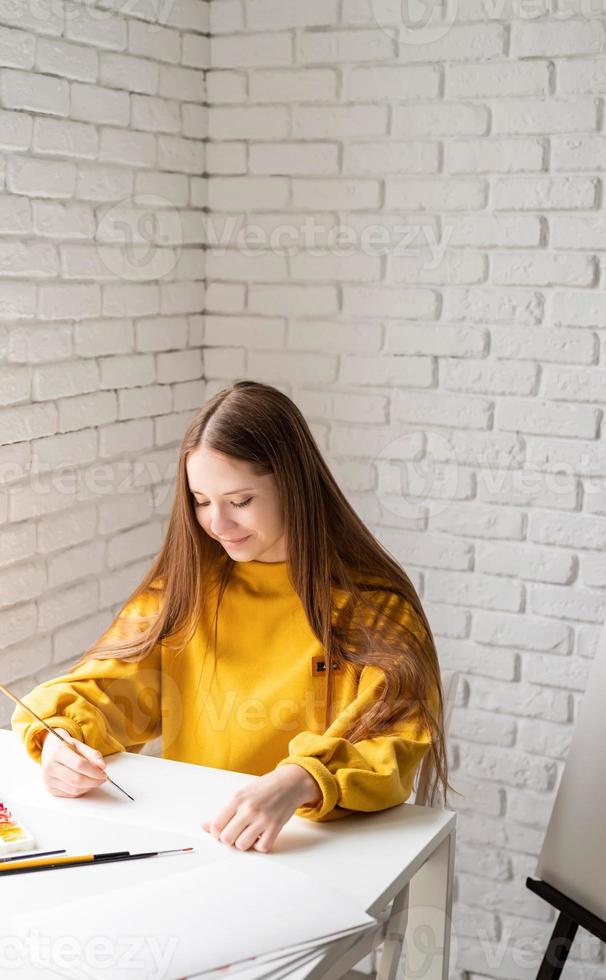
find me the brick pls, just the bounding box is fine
[293,104,388,139]
[343,286,437,320]
[98,490,154,534]
[76,164,134,203]
[58,391,117,433]
[386,178,487,211]
[7,323,72,364]
[493,99,599,135]
[0,107,32,150]
[511,19,604,57]
[129,20,181,64]
[103,284,159,318]
[250,68,336,103]
[297,28,394,63]
[469,676,570,723]
[492,252,595,288]
[157,135,204,174]
[99,418,154,458]
[441,358,538,396]
[118,384,172,420]
[74,320,134,357]
[0,602,36,650]
[396,22,505,62]
[518,718,573,760]
[477,467,578,512]
[527,437,606,478]
[135,317,188,352]
[107,521,163,568]
[446,139,545,175]
[377,527,473,571]
[101,53,158,98]
[543,366,605,403]
[248,284,338,316]
[446,61,549,98]
[473,611,572,655]
[247,0,337,29]
[72,82,130,127]
[427,570,523,613]
[0,402,56,444]
[32,428,97,469]
[182,33,208,69]
[33,360,99,401]
[340,354,433,387]
[131,95,181,134]
[7,156,76,198]
[249,142,339,176]
[431,503,524,540]
[582,554,606,588]
[444,287,544,324]
[0,520,35,567]
[38,283,101,320]
[344,141,439,175]
[491,324,597,364]
[524,653,592,692]
[156,349,203,383]
[38,504,96,553]
[288,320,381,354]
[99,354,155,389]
[530,584,606,625]
[64,5,127,50]
[385,323,486,357]
[552,135,606,172]
[33,117,98,159]
[208,175,289,210]
[0,24,35,69]
[36,37,98,82]
[478,543,577,585]
[496,397,599,439]
[206,70,246,104]
[550,290,606,328]
[48,540,105,589]
[493,176,598,211]
[394,104,488,138]
[38,580,98,631]
[460,745,556,792]
[158,65,204,101]
[99,128,156,168]
[0,68,68,115]
[211,33,292,68]
[393,390,491,429]
[0,562,46,606]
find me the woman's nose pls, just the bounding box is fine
[209,508,239,536]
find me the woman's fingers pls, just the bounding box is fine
[58,741,106,780]
[234,822,266,852]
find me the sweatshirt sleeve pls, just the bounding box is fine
[276,666,436,821]
[11,592,163,763]
[276,598,438,822]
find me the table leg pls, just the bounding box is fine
[375,884,410,980]
[403,828,456,980]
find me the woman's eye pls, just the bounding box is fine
[193,497,252,509]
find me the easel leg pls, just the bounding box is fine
[536,913,578,980]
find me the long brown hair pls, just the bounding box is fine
[76,380,451,805]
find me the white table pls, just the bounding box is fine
[0,729,456,980]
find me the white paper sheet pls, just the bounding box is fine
[10,855,376,980]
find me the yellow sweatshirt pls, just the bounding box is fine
[11,559,435,822]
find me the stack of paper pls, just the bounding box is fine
[9,856,380,979]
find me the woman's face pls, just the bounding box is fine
[186,446,287,563]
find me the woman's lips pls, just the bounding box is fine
[221,535,250,545]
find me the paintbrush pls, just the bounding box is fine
[0,683,134,802]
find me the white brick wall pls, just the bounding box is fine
[2,2,606,977]
[0,2,208,728]
[202,4,606,979]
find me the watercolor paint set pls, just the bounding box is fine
[0,800,36,855]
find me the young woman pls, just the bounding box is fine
[12,380,449,853]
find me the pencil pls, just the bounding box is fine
[0,683,134,802]
[0,847,194,877]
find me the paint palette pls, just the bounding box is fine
[0,801,35,855]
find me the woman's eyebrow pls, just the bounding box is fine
[190,487,255,496]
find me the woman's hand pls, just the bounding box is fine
[40,728,108,798]
[202,764,322,853]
